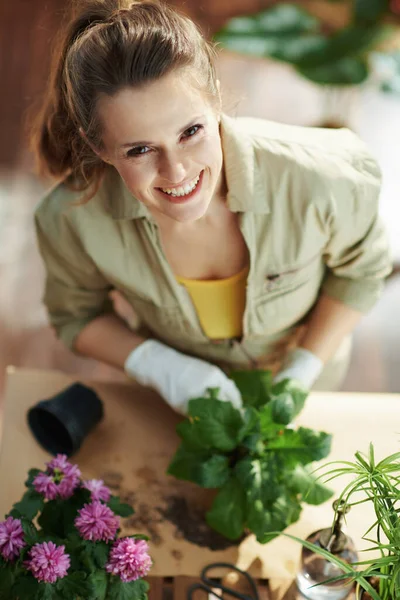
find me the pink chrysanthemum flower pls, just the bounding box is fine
[75,501,119,542]
[33,473,59,501]
[24,541,70,583]
[33,454,81,500]
[82,479,111,502]
[0,517,26,561]
[106,538,152,582]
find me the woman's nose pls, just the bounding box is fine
[158,151,187,185]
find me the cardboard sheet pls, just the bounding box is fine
[1,367,399,582]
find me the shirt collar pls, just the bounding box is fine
[106,113,270,220]
[221,114,270,214]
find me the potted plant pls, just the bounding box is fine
[285,443,400,600]
[0,455,152,600]
[214,2,400,88]
[167,370,334,543]
[214,2,400,128]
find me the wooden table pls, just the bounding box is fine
[1,368,399,599]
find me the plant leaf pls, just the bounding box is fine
[259,404,287,439]
[270,393,296,425]
[251,492,302,544]
[0,565,14,600]
[235,456,282,505]
[56,571,92,599]
[108,496,134,518]
[11,575,41,600]
[20,518,41,545]
[298,57,369,85]
[179,398,244,452]
[167,445,211,481]
[107,577,149,600]
[270,379,308,419]
[206,478,246,540]
[229,370,272,408]
[25,468,42,488]
[87,569,108,600]
[287,465,334,505]
[12,489,44,521]
[266,427,332,467]
[80,541,110,570]
[234,456,301,542]
[38,500,65,538]
[192,454,231,488]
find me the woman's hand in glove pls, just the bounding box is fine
[124,339,242,414]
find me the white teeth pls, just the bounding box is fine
[161,174,200,197]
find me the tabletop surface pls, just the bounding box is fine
[1,367,399,594]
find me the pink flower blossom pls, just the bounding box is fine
[33,454,81,500]
[106,538,152,582]
[0,517,26,561]
[24,541,70,583]
[82,479,111,502]
[33,473,59,501]
[75,501,119,542]
[46,455,71,471]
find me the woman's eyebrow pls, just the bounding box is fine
[119,115,206,149]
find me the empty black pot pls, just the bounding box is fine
[27,383,104,457]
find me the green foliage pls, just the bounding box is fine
[214,1,397,86]
[107,496,134,518]
[11,489,45,521]
[284,444,400,599]
[107,578,149,600]
[56,572,92,599]
[168,372,333,542]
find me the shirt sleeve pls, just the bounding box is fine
[34,192,112,350]
[320,137,393,312]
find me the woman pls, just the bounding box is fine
[33,0,392,414]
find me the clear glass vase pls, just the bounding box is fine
[296,500,358,600]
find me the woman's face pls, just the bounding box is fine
[96,70,223,224]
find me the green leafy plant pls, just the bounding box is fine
[0,456,152,600]
[284,443,400,600]
[214,1,400,86]
[167,371,333,543]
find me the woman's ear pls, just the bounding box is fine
[79,127,111,163]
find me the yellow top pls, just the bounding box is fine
[177,266,249,340]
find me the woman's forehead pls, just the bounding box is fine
[97,72,213,146]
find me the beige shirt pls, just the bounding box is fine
[35,115,392,371]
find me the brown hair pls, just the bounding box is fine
[30,0,219,197]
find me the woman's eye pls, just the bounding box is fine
[183,125,202,139]
[127,146,150,158]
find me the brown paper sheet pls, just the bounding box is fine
[1,367,399,583]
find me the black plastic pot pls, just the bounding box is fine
[27,383,104,457]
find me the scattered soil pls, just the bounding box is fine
[135,467,158,484]
[170,549,183,561]
[125,503,164,546]
[160,495,243,551]
[100,468,244,551]
[101,471,123,491]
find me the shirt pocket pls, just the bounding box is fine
[249,253,325,337]
[121,292,195,343]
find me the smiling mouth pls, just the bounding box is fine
[157,170,204,203]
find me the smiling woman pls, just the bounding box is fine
[94,76,224,223]
[31,0,392,416]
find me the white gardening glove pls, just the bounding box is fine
[124,340,242,415]
[274,347,323,389]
